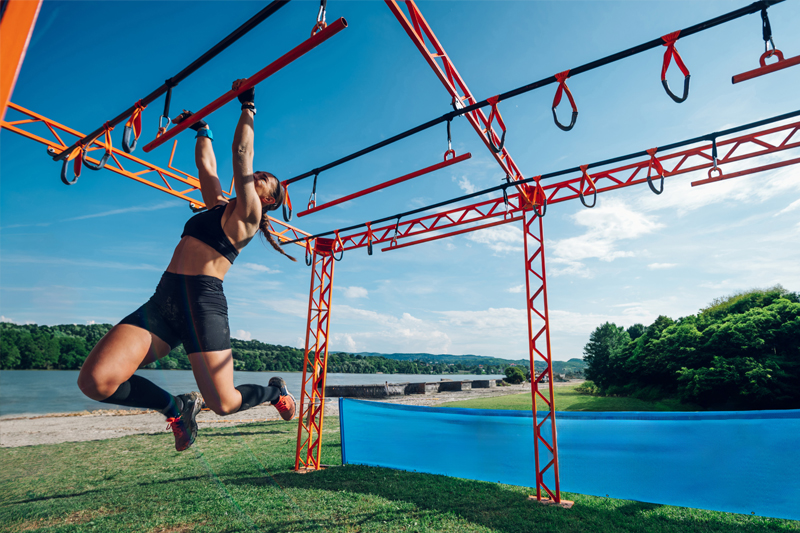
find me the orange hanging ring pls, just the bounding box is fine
[646,148,665,195]
[123,100,147,153]
[759,48,785,67]
[579,165,597,208]
[82,122,114,171]
[333,230,344,261]
[708,166,723,180]
[282,182,293,222]
[532,176,547,218]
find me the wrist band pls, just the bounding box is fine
[195,128,213,141]
[241,103,256,115]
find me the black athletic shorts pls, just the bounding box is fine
[119,271,231,353]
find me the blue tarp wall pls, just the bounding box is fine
[338,398,800,521]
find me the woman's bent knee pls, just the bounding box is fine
[203,396,240,416]
[77,372,116,401]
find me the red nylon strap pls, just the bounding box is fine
[282,182,292,212]
[579,164,596,192]
[485,95,506,133]
[646,148,665,177]
[661,30,689,80]
[552,70,577,112]
[365,222,373,247]
[126,101,146,140]
[334,230,344,252]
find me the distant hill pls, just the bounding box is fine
[352,352,586,374]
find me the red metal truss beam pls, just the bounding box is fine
[1,102,311,247]
[386,0,533,204]
[328,118,800,253]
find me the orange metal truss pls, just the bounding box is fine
[295,237,336,471]
[0,0,42,121]
[0,102,310,247]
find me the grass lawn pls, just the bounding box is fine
[1,416,797,532]
[439,383,699,412]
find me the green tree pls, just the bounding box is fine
[504,366,526,384]
[582,322,630,391]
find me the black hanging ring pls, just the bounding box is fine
[81,132,112,171]
[662,75,690,104]
[552,108,578,132]
[486,128,506,154]
[647,173,665,195]
[122,125,137,153]
[533,193,548,219]
[60,157,79,185]
[305,240,313,266]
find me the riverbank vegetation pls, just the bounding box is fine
[583,286,800,410]
[440,383,698,412]
[1,417,794,533]
[0,322,514,375]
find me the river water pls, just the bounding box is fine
[0,370,502,417]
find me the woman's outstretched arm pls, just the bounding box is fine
[230,79,261,225]
[195,130,226,208]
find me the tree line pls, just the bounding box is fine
[0,322,509,375]
[582,286,800,410]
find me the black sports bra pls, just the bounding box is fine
[181,203,239,264]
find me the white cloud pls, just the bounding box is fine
[507,284,525,293]
[258,297,309,319]
[466,224,523,254]
[87,320,96,325]
[234,329,252,341]
[63,200,181,221]
[335,305,453,353]
[648,262,678,270]
[0,255,160,271]
[338,286,369,299]
[454,175,477,194]
[775,198,800,216]
[333,333,357,352]
[241,262,281,274]
[1,316,16,323]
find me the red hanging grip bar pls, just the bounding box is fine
[143,17,348,153]
[297,152,471,217]
[732,49,800,84]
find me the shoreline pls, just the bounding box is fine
[0,381,581,448]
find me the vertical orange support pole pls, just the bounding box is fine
[294,237,335,471]
[0,0,42,121]
[522,209,565,505]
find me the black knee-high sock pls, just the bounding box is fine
[235,384,280,412]
[100,374,181,418]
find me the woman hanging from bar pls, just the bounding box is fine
[77,79,297,452]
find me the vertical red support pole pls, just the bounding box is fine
[522,210,564,504]
[294,238,335,471]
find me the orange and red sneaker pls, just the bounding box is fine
[268,377,296,421]
[165,391,202,451]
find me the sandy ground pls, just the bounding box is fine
[0,381,581,448]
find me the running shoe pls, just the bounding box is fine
[166,391,202,451]
[268,377,296,421]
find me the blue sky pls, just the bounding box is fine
[1,1,799,361]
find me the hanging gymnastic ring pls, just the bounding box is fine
[122,125,138,153]
[487,129,505,154]
[60,157,79,185]
[647,172,664,195]
[81,129,112,171]
[305,240,313,266]
[552,108,578,132]
[283,199,292,222]
[533,194,547,219]
[189,203,206,213]
[333,247,343,261]
[662,75,690,104]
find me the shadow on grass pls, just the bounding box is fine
[199,429,285,437]
[263,465,786,533]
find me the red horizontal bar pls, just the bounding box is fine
[732,53,800,84]
[297,152,471,217]
[691,155,800,186]
[143,18,348,153]
[381,213,521,252]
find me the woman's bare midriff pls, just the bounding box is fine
[165,201,245,280]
